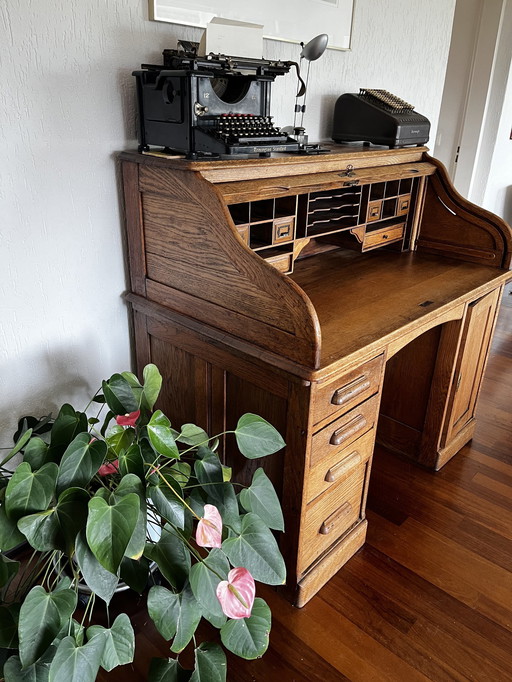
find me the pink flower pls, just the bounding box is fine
[195,504,222,548]
[98,460,119,476]
[115,410,140,427]
[216,567,255,619]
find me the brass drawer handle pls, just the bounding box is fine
[324,450,362,482]
[320,502,353,535]
[331,376,371,405]
[329,415,367,447]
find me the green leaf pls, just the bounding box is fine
[48,634,105,682]
[234,414,285,459]
[23,438,50,470]
[189,643,226,682]
[142,364,163,411]
[105,427,135,458]
[189,549,228,628]
[148,411,179,459]
[0,554,19,590]
[148,657,191,682]
[147,585,201,652]
[149,475,185,529]
[205,482,241,534]
[0,489,25,551]
[86,493,139,574]
[118,443,145,479]
[119,556,150,594]
[177,424,209,447]
[220,597,271,659]
[3,650,55,681]
[194,448,223,488]
[17,488,89,553]
[0,603,20,649]
[102,374,139,415]
[48,405,88,462]
[171,461,191,488]
[18,586,77,668]
[86,613,135,672]
[75,531,119,604]
[113,475,147,560]
[5,462,58,521]
[144,525,191,591]
[222,513,286,585]
[239,468,284,531]
[0,429,33,468]
[56,434,106,495]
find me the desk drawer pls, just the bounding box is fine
[307,428,375,503]
[299,454,369,572]
[311,394,379,470]
[363,223,404,251]
[313,355,384,427]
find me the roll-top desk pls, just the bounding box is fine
[120,146,512,606]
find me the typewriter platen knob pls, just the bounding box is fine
[194,102,209,117]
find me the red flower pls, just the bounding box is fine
[98,460,119,476]
[216,567,255,619]
[115,410,140,427]
[196,504,222,548]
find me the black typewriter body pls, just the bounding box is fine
[332,89,431,149]
[134,49,300,158]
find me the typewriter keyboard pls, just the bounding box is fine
[205,114,288,144]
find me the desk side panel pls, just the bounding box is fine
[123,162,321,368]
[416,156,512,268]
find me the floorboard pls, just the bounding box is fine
[98,285,512,681]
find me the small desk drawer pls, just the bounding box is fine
[310,393,380,468]
[363,223,404,251]
[265,251,293,274]
[299,454,368,572]
[313,355,384,427]
[307,428,375,503]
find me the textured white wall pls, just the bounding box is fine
[0,0,455,449]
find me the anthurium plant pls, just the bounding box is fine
[0,364,286,681]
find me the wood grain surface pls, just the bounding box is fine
[98,284,512,681]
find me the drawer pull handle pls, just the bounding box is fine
[331,376,371,405]
[325,450,362,482]
[320,502,353,535]
[329,415,367,447]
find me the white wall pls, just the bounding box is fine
[0,0,455,449]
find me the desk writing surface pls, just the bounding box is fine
[290,250,510,369]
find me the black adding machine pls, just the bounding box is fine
[133,44,301,158]
[332,89,431,148]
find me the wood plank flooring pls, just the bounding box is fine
[99,284,512,682]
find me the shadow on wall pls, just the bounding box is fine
[0,340,102,466]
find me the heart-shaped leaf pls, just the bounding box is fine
[0,554,19,590]
[144,525,190,590]
[148,657,191,682]
[189,549,229,628]
[149,475,185,529]
[177,424,209,447]
[189,643,226,682]
[119,556,150,594]
[118,443,145,479]
[56,434,106,495]
[48,405,88,462]
[220,597,271,659]
[234,414,285,459]
[148,412,179,459]
[147,585,201,652]
[3,649,55,681]
[6,462,58,520]
[239,468,284,531]
[75,531,119,604]
[0,489,25,551]
[18,586,77,668]
[86,613,135,672]
[48,634,106,682]
[86,493,139,574]
[142,364,163,411]
[113,475,147,560]
[102,374,139,415]
[22,437,50,470]
[222,513,286,585]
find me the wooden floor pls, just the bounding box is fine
[99,284,512,682]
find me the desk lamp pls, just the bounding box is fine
[282,33,329,152]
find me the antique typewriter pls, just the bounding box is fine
[332,89,430,148]
[133,44,300,158]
